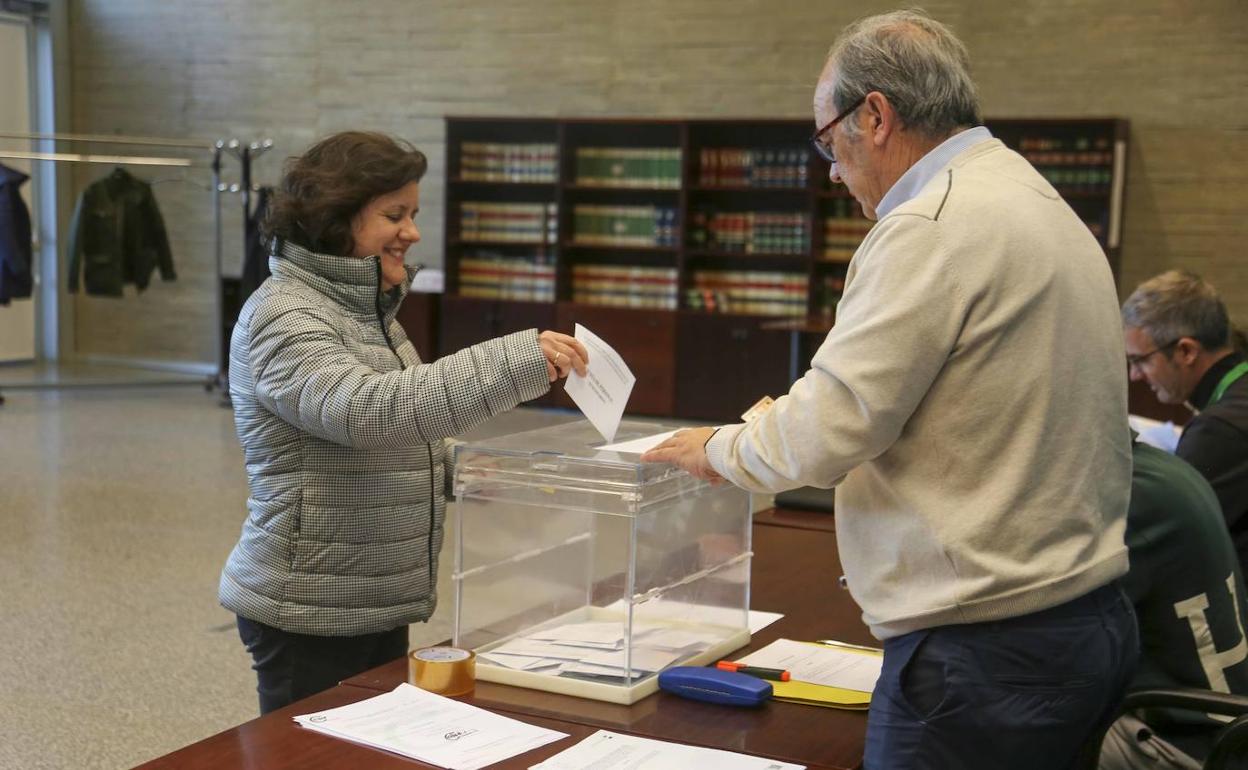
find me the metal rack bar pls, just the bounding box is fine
[0,149,196,167]
[0,130,213,149]
[0,131,271,405]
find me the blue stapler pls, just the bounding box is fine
[657,666,773,707]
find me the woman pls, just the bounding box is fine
[218,131,587,714]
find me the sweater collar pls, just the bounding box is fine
[876,126,994,218]
[270,240,414,320]
[1190,351,1246,411]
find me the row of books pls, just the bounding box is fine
[689,209,810,255]
[1033,166,1114,192]
[460,202,557,244]
[459,142,558,183]
[689,270,808,316]
[571,205,678,248]
[458,253,556,301]
[575,147,681,188]
[571,264,679,309]
[1016,135,1115,192]
[823,217,874,261]
[698,147,811,188]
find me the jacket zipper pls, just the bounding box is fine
[373,259,436,594]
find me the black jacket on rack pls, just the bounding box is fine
[67,167,176,296]
[0,163,34,305]
[240,186,273,299]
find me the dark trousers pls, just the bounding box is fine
[236,616,410,714]
[865,581,1139,770]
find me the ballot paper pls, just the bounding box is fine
[293,683,566,770]
[563,324,635,442]
[737,638,882,693]
[597,429,681,455]
[530,729,806,770]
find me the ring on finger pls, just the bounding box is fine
[554,351,563,366]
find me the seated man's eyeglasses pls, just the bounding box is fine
[810,95,868,164]
[1126,339,1180,369]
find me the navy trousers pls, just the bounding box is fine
[236,616,409,714]
[865,582,1139,770]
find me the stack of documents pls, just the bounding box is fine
[293,683,566,770]
[735,638,882,709]
[531,729,806,770]
[478,620,723,682]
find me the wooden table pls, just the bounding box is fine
[138,513,871,769]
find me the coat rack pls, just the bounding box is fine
[0,131,273,405]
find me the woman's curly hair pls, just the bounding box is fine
[265,131,427,256]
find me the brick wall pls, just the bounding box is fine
[67,0,1248,363]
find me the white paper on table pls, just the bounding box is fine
[598,429,681,454]
[410,267,445,293]
[563,324,635,442]
[737,638,881,693]
[293,683,566,770]
[748,610,784,634]
[1128,413,1182,453]
[529,729,806,770]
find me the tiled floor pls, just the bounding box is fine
[0,363,745,769]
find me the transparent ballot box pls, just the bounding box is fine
[451,420,753,704]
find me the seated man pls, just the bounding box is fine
[1101,438,1248,769]
[1123,270,1248,572]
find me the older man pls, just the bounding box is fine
[1123,270,1248,572]
[644,10,1136,768]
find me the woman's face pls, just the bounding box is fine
[351,180,421,291]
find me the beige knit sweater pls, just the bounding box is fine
[706,139,1131,639]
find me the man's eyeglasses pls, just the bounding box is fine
[1126,339,1180,369]
[810,95,867,164]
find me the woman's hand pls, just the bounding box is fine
[539,331,588,382]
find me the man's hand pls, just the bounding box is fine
[641,426,723,483]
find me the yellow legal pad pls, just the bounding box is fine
[734,639,882,710]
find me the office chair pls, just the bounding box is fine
[1078,687,1248,769]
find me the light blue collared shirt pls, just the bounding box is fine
[875,126,993,219]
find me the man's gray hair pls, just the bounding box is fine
[828,9,981,138]
[1122,269,1231,351]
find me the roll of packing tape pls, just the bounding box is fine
[409,646,475,696]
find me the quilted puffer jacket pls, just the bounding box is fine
[219,241,550,636]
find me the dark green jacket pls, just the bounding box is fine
[1124,440,1248,755]
[67,168,175,295]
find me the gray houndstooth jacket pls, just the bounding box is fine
[218,241,550,636]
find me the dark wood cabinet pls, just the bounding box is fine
[438,295,555,355]
[438,295,558,405]
[552,304,677,416]
[676,312,792,421]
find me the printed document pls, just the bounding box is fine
[293,683,566,770]
[564,324,635,442]
[738,638,882,693]
[530,729,806,770]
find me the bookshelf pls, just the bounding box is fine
[440,116,1128,419]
